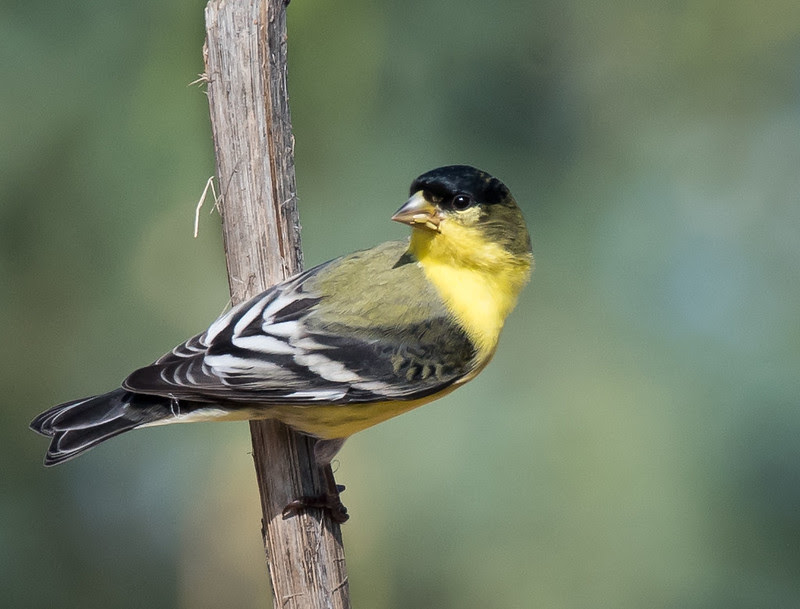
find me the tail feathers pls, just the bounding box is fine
[30,389,172,466]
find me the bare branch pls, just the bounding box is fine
[204,1,350,606]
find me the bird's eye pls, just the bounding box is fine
[452,194,473,210]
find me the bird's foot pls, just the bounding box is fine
[282,485,348,523]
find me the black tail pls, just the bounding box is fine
[30,389,173,466]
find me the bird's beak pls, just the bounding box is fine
[391,191,441,232]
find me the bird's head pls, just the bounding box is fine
[392,165,532,262]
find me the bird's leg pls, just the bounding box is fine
[282,464,349,523]
[282,437,349,523]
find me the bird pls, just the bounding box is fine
[30,165,533,522]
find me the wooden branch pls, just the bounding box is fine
[204,1,350,607]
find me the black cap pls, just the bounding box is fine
[410,165,510,206]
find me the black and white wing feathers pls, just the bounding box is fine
[122,260,476,406]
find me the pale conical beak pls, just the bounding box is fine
[391,191,441,231]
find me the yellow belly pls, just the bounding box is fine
[266,385,459,439]
[148,353,495,439]
[142,388,457,438]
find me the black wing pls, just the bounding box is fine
[123,262,476,405]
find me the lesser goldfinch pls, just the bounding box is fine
[31,165,532,521]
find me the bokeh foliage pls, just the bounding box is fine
[2,0,799,607]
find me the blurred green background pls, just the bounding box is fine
[3,0,800,607]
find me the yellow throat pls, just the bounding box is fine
[408,222,532,359]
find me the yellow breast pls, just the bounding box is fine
[408,221,532,358]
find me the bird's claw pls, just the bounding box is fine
[282,492,349,523]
